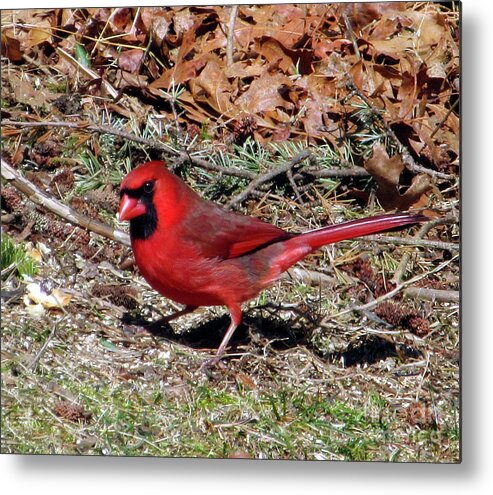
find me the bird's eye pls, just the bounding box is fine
[143,181,154,194]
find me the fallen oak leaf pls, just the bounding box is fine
[1,32,23,62]
[27,20,53,47]
[365,143,404,209]
[118,48,145,72]
[235,72,294,115]
[365,143,432,210]
[189,57,234,115]
[255,36,313,75]
[398,173,434,210]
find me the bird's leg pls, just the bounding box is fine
[148,305,197,330]
[201,304,242,369]
[161,305,198,323]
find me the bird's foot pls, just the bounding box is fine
[121,313,174,337]
[199,355,227,372]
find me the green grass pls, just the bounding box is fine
[1,346,456,460]
[1,234,38,280]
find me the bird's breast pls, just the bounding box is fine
[131,232,290,308]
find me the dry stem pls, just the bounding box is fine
[1,158,130,246]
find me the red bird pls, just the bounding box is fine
[119,160,426,365]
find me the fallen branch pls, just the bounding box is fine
[29,323,58,371]
[327,254,459,320]
[1,118,256,181]
[393,214,457,283]
[226,5,239,67]
[358,233,458,252]
[1,118,371,184]
[297,166,370,179]
[1,159,131,247]
[226,149,311,208]
[283,267,336,287]
[403,287,459,304]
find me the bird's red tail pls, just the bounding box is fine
[273,212,426,274]
[298,212,426,250]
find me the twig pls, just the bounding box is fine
[342,12,360,59]
[1,118,175,152]
[286,167,305,206]
[1,118,256,181]
[327,254,459,320]
[1,118,372,183]
[177,152,255,180]
[393,214,457,283]
[226,5,239,67]
[56,47,119,100]
[430,99,459,140]
[296,165,370,179]
[403,287,459,304]
[226,149,311,208]
[344,77,454,181]
[358,234,458,252]
[29,322,58,371]
[282,267,336,287]
[1,159,131,247]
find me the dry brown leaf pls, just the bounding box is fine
[313,39,352,62]
[140,8,171,45]
[397,71,418,119]
[224,59,265,79]
[399,174,433,210]
[235,72,293,115]
[365,143,432,210]
[9,71,55,110]
[179,91,223,123]
[340,2,406,31]
[118,48,145,72]
[1,32,23,62]
[27,20,53,47]
[256,36,313,75]
[189,57,233,115]
[150,53,210,90]
[256,37,294,74]
[113,70,148,91]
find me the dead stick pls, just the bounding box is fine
[430,99,459,139]
[29,323,58,371]
[359,234,458,252]
[1,118,172,150]
[1,159,131,247]
[342,12,361,59]
[403,287,459,304]
[2,119,371,181]
[296,166,370,179]
[226,149,311,208]
[226,5,239,67]
[393,223,432,284]
[328,254,458,320]
[393,215,457,283]
[1,118,256,181]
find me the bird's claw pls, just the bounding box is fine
[199,355,227,372]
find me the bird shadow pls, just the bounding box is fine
[120,310,309,352]
[120,309,421,368]
[326,335,422,367]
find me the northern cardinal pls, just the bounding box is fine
[119,160,426,365]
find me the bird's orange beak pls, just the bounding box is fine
[118,194,147,221]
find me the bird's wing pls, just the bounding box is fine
[180,202,294,259]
